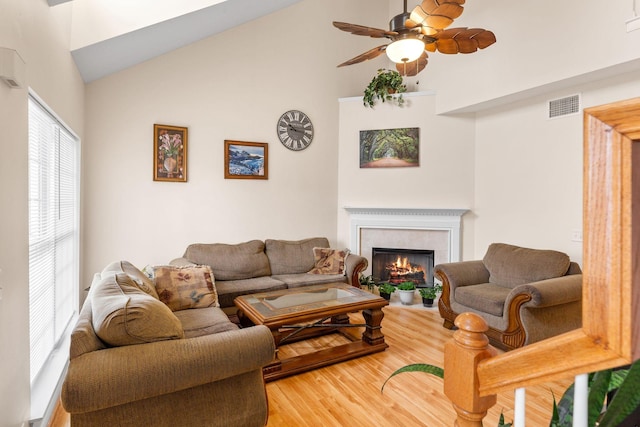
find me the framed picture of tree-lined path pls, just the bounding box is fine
[359,127,419,168]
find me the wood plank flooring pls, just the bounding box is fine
[49,305,571,426]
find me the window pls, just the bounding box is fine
[28,93,79,386]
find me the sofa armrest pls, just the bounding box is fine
[62,325,275,413]
[435,261,490,290]
[346,253,368,286]
[505,274,583,309]
[169,257,196,267]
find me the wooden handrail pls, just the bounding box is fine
[445,97,640,424]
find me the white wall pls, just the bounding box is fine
[0,0,84,425]
[82,0,387,286]
[473,71,640,264]
[419,0,640,113]
[336,93,477,259]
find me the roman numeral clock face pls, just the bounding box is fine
[277,110,314,151]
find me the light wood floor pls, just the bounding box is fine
[49,305,571,426]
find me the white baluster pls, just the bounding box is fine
[573,374,588,427]
[514,387,526,427]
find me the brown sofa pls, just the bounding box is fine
[436,243,582,351]
[61,261,275,427]
[170,237,368,314]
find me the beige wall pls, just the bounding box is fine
[336,93,476,259]
[81,0,386,286]
[420,0,640,113]
[0,0,84,425]
[474,71,640,265]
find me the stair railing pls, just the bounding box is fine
[444,96,640,426]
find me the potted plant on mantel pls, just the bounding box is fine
[418,284,443,307]
[397,281,416,305]
[377,283,396,301]
[363,69,407,108]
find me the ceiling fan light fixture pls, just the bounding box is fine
[386,37,425,63]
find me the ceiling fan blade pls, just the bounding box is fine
[332,21,397,38]
[431,27,496,54]
[407,0,465,33]
[337,45,388,67]
[395,51,429,77]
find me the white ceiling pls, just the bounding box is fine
[66,0,304,82]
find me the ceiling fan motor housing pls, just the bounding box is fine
[389,12,411,32]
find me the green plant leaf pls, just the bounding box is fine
[554,382,575,425]
[597,360,640,427]
[497,412,512,427]
[549,394,560,427]
[587,369,611,425]
[381,363,444,393]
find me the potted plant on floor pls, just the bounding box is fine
[397,281,416,305]
[363,69,407,108]
[418,284,443,307]
[377,283,395,301]
[359,274,376,292]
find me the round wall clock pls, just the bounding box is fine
[277,110,314,151]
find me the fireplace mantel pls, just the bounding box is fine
[344,207,469,264]
[344,207,468,217]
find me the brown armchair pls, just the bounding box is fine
[435,243,582,351]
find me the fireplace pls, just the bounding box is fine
[371,247,435,287]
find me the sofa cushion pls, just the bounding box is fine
[308,247,349,275]
[173,306,239,338]
[183,240,271,280]
[153,265,219,311]
[455,283,511,317]
[215,276,287,308]
[91,273,184,347]
[483,243,571,288]
[265,237,329,275]
[272,273,347,288]
[101,260,159,299]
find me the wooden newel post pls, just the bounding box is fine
[444,312,498,427]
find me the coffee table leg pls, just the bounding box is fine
[331,313,350,325]
[362,307,385,346]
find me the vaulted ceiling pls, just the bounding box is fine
[56,0,304,82]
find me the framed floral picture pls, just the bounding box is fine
[224,140,268,180]
[154,124,187,182]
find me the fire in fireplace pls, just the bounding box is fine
[371,247,435,287]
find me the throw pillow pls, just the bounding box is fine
[308,247,349,275]
[153,265,219,311]
[120,260,160,300]
[91,273,184,347]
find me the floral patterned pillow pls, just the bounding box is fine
[153,265,219,311]
[308,248,349,275]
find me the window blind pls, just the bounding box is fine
[28,95,79,385]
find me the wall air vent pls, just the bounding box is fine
[548,94,581,119]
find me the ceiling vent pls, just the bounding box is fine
[548,94,581,119]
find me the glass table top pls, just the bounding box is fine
[236,283,383,319]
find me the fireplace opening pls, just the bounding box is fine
[371,247,435,287]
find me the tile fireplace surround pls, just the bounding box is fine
[344,208,469,276]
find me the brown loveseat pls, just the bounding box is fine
[436,243,582,351]
[170,237,368,314]
[61,261,275,427]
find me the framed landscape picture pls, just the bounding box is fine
[154,124,187,182]
[359,127,420,168]
[224,140,268,180]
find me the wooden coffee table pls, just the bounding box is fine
[234,283,389,382]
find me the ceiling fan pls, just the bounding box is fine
[333,0,496,77]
